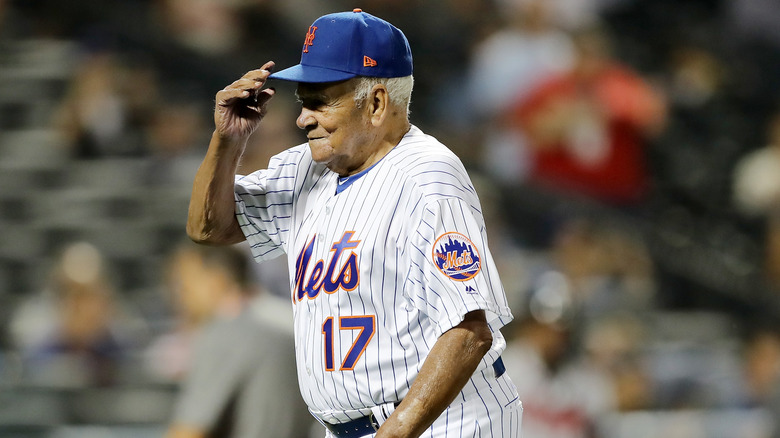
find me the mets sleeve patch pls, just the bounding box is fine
[432,232,482,281]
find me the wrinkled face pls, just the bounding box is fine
[295,79,373,175]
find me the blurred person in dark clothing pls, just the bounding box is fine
[650,44,739,213]
[53,51,159,159]
[504,290,652,438]
[11,241,138,387]
[502,293,605,438]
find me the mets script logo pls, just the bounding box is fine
[294,231,361,301]
[432,232,481,281]
[303,25,317,53]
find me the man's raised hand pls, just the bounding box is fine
[214,61,276,140]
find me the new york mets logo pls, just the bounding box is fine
[294,231,361,301]
[432,232,481,281]
[303,26,317,53]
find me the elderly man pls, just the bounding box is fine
[187,9,521,438]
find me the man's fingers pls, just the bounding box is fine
[218,62,276,103]
[217,79,264,106]
[216,88,251,107]
[254,88,275,111]
[225,78,260,93]
[257,87,275,102]
[260,60,275,74]
[242,63,275,83]
[215,62,277,110]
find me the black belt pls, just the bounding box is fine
[493,356,506,378]
[323,357,506,437]
[322,413,381,437]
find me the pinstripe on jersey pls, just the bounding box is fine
[235,125,518,431]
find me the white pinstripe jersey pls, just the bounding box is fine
[234,125,514,424]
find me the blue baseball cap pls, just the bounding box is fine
[269,9,413,83]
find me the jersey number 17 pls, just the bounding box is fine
[322,315,375,371]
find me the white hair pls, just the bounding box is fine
[353,75,414,116]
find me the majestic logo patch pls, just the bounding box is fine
[432,232,481,281]
[303,26,317,53]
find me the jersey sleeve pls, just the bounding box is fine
[407,196,513,337]
[234,150,299,261]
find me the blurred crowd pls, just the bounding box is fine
[2,0,780,437]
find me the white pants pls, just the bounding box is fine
[323,372,523,437]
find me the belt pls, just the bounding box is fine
[323,357,506,437]
[322,412,381,437]
[493,356,506,378]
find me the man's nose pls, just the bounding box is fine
[296,107,316,130]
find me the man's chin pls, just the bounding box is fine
[308,142,333,163]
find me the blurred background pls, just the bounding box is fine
[1,0,780,437]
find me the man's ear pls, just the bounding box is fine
[368,84,389,126]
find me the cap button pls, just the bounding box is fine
[353,8,362,12]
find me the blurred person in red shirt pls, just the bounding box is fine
[507,24,667,206]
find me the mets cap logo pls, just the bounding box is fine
[303,25,317,53]
[432,232,481,281]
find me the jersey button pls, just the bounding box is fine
[325,206,331,215]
